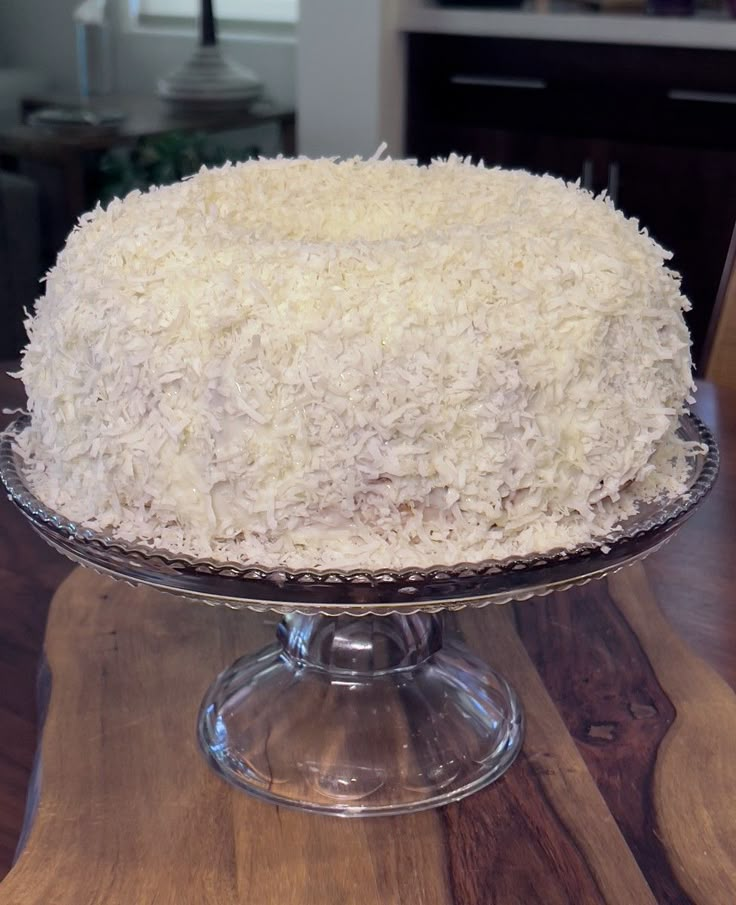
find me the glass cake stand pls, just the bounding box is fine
[0,415,719,817]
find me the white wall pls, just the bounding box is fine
[0,0,295,107]
[0,12,11,65]
[1,0,79,92]
[297,0,409,159]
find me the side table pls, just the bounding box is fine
[0,93,296,234]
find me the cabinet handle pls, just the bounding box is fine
[450,75,547,90]
[668,89,736,105]
[607,161,620,206]
[581,158,594,191]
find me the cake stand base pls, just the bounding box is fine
[198,612,524,816]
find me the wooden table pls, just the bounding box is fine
[1,366,735,904]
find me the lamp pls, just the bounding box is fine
[157,0,263,111]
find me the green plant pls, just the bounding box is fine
[97,131,258,204]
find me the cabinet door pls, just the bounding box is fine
[408,122,594,187]
[604,142,736,370]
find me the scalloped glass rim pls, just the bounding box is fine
[0,414,719,613]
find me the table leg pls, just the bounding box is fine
[60,152,88,223]
[280,117,296,157]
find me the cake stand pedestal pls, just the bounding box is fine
[199,611,522,814]
[0,414,718,817]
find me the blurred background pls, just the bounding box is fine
[1,0,735,377]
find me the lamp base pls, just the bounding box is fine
[157,45,262,112]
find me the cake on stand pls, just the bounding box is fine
[0,414,718,817]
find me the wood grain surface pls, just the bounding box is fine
[2,370,736,903]
[0,559,734,905]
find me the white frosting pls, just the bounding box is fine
[16,155,694,569]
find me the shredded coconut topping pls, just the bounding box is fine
[15,154,695,569]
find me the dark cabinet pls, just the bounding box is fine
[411,122,594,185]
[605,142,736,361]
[406,33,736,369]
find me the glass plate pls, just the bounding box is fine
[0,413,719,616]
[0,413,719,816]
